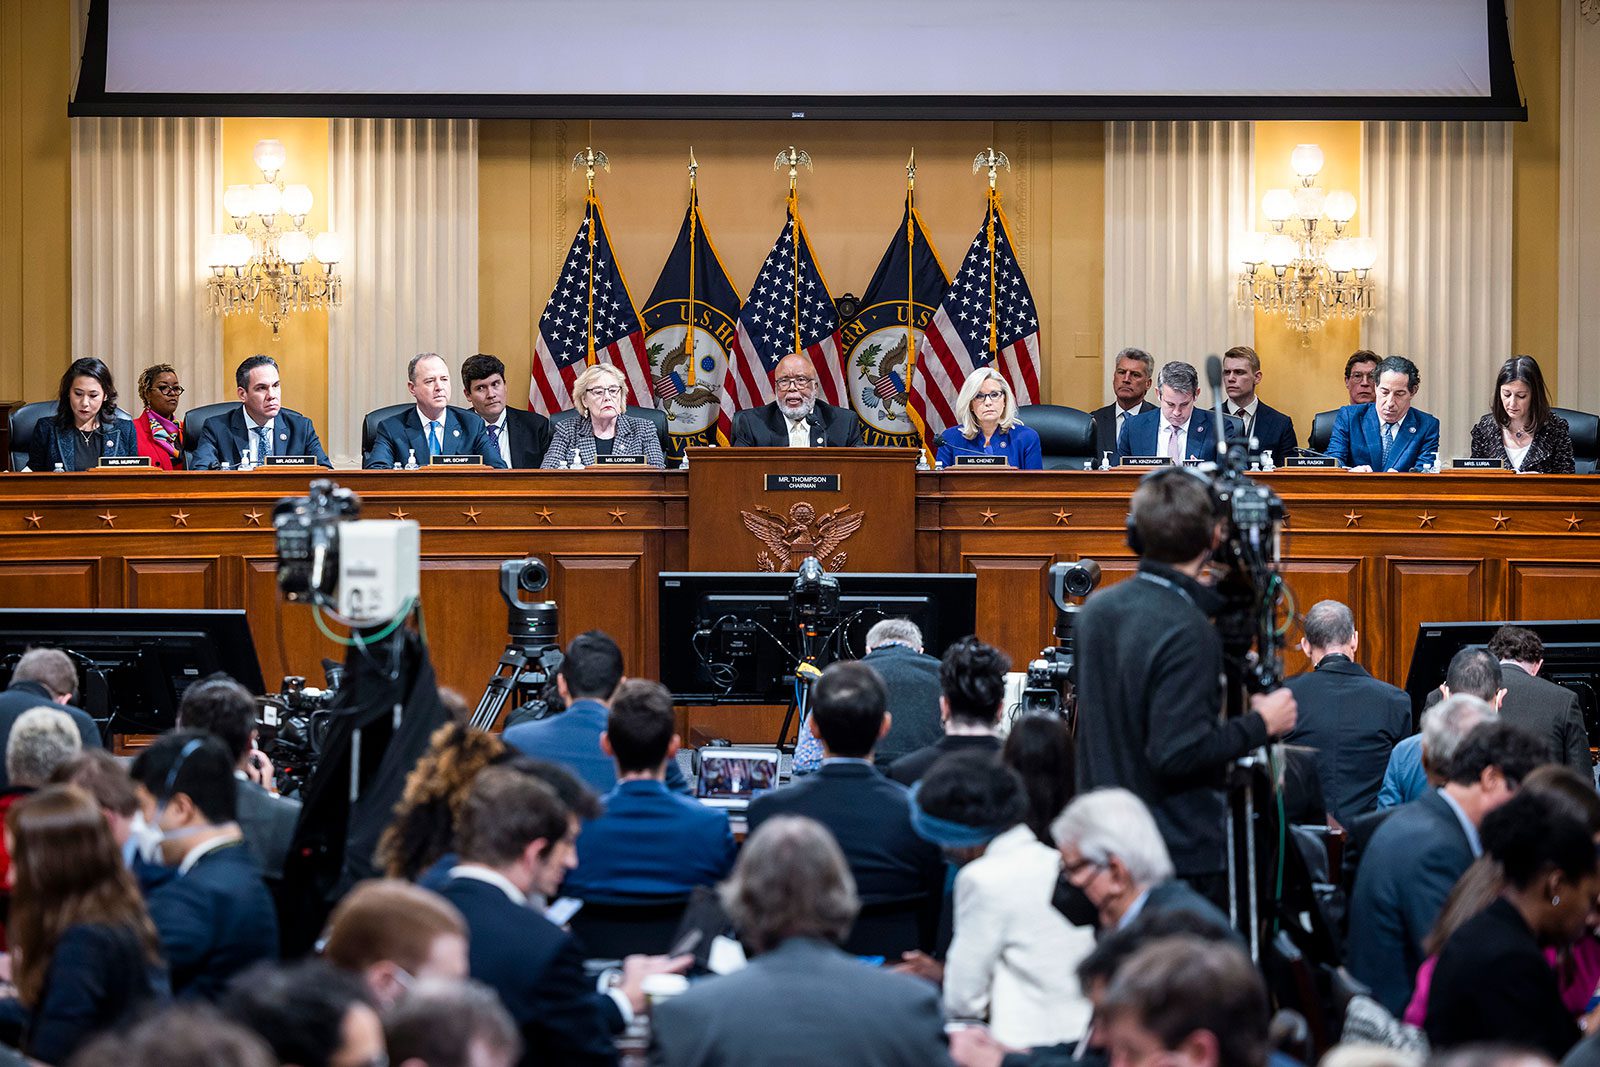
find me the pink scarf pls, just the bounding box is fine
[143,408,181,458]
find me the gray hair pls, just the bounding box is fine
[1420,694,1497,772]
[12,647,77,701]
[1115,348,1155,376]
[865,618,923,651]
[383,978,522,1067]
[1155,361,1199,398]
[408,352,445,381]
[7,707,83,788]
[1051,788,1175,886]
[1302,600,1355,651]
[721,815,859,954]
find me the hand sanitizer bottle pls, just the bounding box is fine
[570,447,585,471]
[1261,450,1276,472]
[239,450,254,472]
[916,452,930,471]
[1101,451,1114,470]
[403,449,419,471]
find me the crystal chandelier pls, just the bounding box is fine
[205,139,343,335]
[1235,143,1376,339]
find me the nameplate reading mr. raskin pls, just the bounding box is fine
[765,474,840,492]
[1452,458,1510,470]
[1119,456,1172,468]
[97,455,151,468]
[429,454,483,467]
[592,455,646,466]
[953,455,1008,467]
[1284,456,1339,468]
[263,455,318,467]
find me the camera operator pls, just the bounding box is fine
[1074,467,1297,909]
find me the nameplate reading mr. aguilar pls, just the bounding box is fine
[263,455,318,467]
[765,474,840,492]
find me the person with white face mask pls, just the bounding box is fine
[1469,354,1575,473]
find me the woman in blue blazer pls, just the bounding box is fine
[28,357,138,471]
[935,367,1042,470]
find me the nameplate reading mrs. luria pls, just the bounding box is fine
[1284,456,1340,468]
[429,454,483,467]
[97,455,151,468]
[592,455,646,466]
[953,455,1007,467]
[263,455,317,467]
[765,474,840,492]
[1119,456,1172,468]
[1452,458,1510,470]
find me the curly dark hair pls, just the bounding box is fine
[136,363,177,408]
[376,723,507,880]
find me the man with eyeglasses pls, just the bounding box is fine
[1344,350,1380,406]
[366,353,508,469]
[730,353,865,448]
[192,354,332,469]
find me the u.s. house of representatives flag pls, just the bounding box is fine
[530,194,653,415]
[908,196,1041,441]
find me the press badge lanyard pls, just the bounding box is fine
[1136,570,1197,610]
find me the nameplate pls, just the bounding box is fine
[1284,456,1339,468]
[97,455,151,468]
[765,474,840,492]
[1452,458,1510,470]
[263,455,317,467]
[953,455,1008,467]
[591,454,646,466]
[1119,456,1172,468]
[429,454,483,467]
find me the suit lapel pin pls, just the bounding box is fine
[452,429,460,438]
[1409,426,1417,434]
[279,432,288,441]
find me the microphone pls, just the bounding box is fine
[1205,354,1228,463]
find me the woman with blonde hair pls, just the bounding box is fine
[934,366,1041,469]
[541,362,664,468]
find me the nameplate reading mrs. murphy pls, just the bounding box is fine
[765,474,840,492]
[97,455,151,468]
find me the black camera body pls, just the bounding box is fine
[274,480,361,605]
[257,662,343,798]
[1022,559,1102,718]
[789,557,840,620]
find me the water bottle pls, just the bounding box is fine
[52,462,64,473]
[403,449,419,471]
[220,459,232,471]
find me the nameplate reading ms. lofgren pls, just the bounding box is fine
[765,474,840,492]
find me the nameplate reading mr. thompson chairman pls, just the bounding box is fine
[765,474,840,492]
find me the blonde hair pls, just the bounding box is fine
[955,367,1021,439]
[571,363,628,419]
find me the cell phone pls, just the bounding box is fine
[544,896,583,926]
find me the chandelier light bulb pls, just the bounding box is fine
[1265,234,1297,268]
[1325,190,1358,225]
[1349,237,1379,271]
[1325,239,1356,274]
[1293,185,1327,221]
[205,234,232,269]
[281,184,314,219]
[1290,143,1325,181]
[252,183,282,221]
[225,234,254,268]
[1261,189,1295,224]
[253,139,287,181]
[278,231,312,265]
[223,184,255,220]
[312,231,343,265]
[1238,231,1269,265]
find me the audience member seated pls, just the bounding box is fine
[650,815,951,1066]
[1347,717,1547,1015]
[1326,355,1440,472]
[366,353,507,468]
[1114,360,1240,464]
[889,636,1009,786]
[1470,355,1575,473]
[729,352,865,448]
[437,765,683,1065]
[1380,647,1505,809]
[1,707,84,896]
[935,366,1043,469]
[132,363,187,470]
[914,752,1093,1048]
[1221,345,1298,459]
[1426,789,1600,1059]
[50,749,140,868]
[501,631,689,796]
[863,618,945,767]
[377,723,508,882]
[541,362,666,468]
[192,355,332,469]
[1344,350,1380,406]
[130,731,279,1001]
[224,960,386,1067]
[176,675,303,881]
[383,977,523,1067]
[321,879,470,1011]
[3,785,168,1064]
[1484,625,1591,778]
[562,680,734,902]
[0,647,103,788]
[461,353,552,470]
[1098,936,1271,1067]
[27,357,137,472]
[749,662,943,905]
[69,1004,277,1067]
[1001,713,1076,846]
[1284,599,1411,826]
[1089,347,1156,459]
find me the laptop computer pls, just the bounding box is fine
[695,746,781,811]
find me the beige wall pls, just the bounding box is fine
[1513,0,1562,387]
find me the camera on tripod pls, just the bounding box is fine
[257,662,344,798]
[274,480,420,624]
[789,557,840,620]
[1022,559,1101,718]
[470,557,564,731]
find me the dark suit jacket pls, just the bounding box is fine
[1140,878,1236,933]
[541,413,664,469]
[651,937,952,1067]
[731,400,864,448]
[1325,403,1441,472]
[863,644,945,766]
[501,699,690,797]
[365,406,507,468]
[27,418,139,472]
[25,922,167,1065]
[1426,897,1581,1059]
[500,406,554,469]
[146,840,278,1002]
[191,407,331,469]
[1345,789,1475,1015]
[1422,663,1588,778]
[746,761,943,903]
[234,778,301,882]
[1469,413,1575,474]
[1090,400,1155,460]
[1284,655,1411,826]
[1234,400,1298,460]
[887,734,1003,786]
[1113,409,1243,464]
[439,874,621,1067]
[563,779,735,902]
[0,682,102,790]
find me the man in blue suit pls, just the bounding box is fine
[1325,354,1440,472]
[365,353,507,468]
[502,631,690,796]
[1221,346,1297,460]
[563,679,734,902]
[192,355,331,469]
[1114,360,1243,465]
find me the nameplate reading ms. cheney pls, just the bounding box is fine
[765,474,840,492]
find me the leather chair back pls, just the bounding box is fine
[565,895,690,959]
[551,405,673,465]
[181,402,238,462]
[9,402,132,471]
[1309,410,1338,454]
[1015,404,1095,470]
[1553,407,1599,474]
[361,403,414,464]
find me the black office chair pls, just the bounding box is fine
[8,402,132,471]
[550,405,673,466]
[1308,410,1338,454]
[181,401,237,464]
[1014,404,1096,470]
[567,895,690,960]
[360,403,415,465]
[840,893,938,960]
[1553,407,1599,473]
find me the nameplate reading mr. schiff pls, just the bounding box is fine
[429,454,483,467]
[97,455,151,468]
[1452,458,1510,470]
[263,455,317,467]
[765,474,840,492]
[953,455,1007,467]
[591,455,646,466]
[1119,456,1172,468]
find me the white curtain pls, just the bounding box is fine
[1103,121,1254,400]
[326,119,478,466]
[70,117,223,408]
[1361,122,1513,456]
[1559,0,1600,412]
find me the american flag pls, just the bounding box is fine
[907,195,1041,440]
[722,196,846,433]
[530,195,653,415]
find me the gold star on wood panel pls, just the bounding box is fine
[1053,508,1072,526]
[1568,514,1584,531]
[1343,511,1362,528]
[1417,512,1436,529]
[980,507,998,525]
[23,513,42,529]
[391,507,411,521]
[535,506,555,524]
[461,506,482,525]
[171,510,191,528]
[244,508,263,526]
[98,511,117,527]
[609,507,628,525]
[1491,513,1510,530]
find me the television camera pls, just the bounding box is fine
[1021,559,1102,719]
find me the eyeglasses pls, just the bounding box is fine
[973,390,1005,403]
[1060,855,1103,880]
[775,376,816,390]
[584,386,623,399]
[154,384,185,396]
[1347,371,1378,383]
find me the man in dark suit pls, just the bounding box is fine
[1325,354,1441,472]
[1284,599,1411,826]
[192,355,332,469]
[175,675,302,882]
[1090,347,1157,461]
[439,765,685,1066]
[131,731,279,1001]
[1114,361,1243,465]
[1221,345,1297,460]
[1346,718,1546,1015]
[461,353,552,469]
[747,661,943,904]
[1487,625,1592,779]
[887,636,1007,786]
[0,648,101,789]
[731,353,864,447]
[365,353,507,468]
[862,618,943,767]
[563,680,734,902]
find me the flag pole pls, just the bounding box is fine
[572,146,610,367]
[686,148,699,389]
[904,149,918,403]
[775,145,812,361]
[973,147,1010,363]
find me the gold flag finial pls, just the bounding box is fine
[571,146,610,193]
[906,148,917,189]
[972,147,1010,190]
[774,145,813,192]
[688,147,699,186]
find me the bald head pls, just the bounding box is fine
[773,354,820,419]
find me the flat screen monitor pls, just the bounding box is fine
[659,571,977,704]
[0,609,266,735]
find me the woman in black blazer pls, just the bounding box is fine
[1469,355,1575,473]
[27,357,139,472]
[541,362,664,469]
[1426,788,1600,1059]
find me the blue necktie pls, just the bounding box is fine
[485,422,502,459]
[1380,421,1396,468]
[254,424,271,462]
[428,421,443,457]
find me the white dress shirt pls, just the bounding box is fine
[1228,397,1259,440]
[786,414,811,448]
[1161,417,1191,461]
[178,830,246,875]
[485,411,512,467]
[242,407,276,463]
[415,406,449,455]
[1114,402,1143,441]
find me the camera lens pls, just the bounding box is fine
[1063,559,1102,599]
[516,559,549,593]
